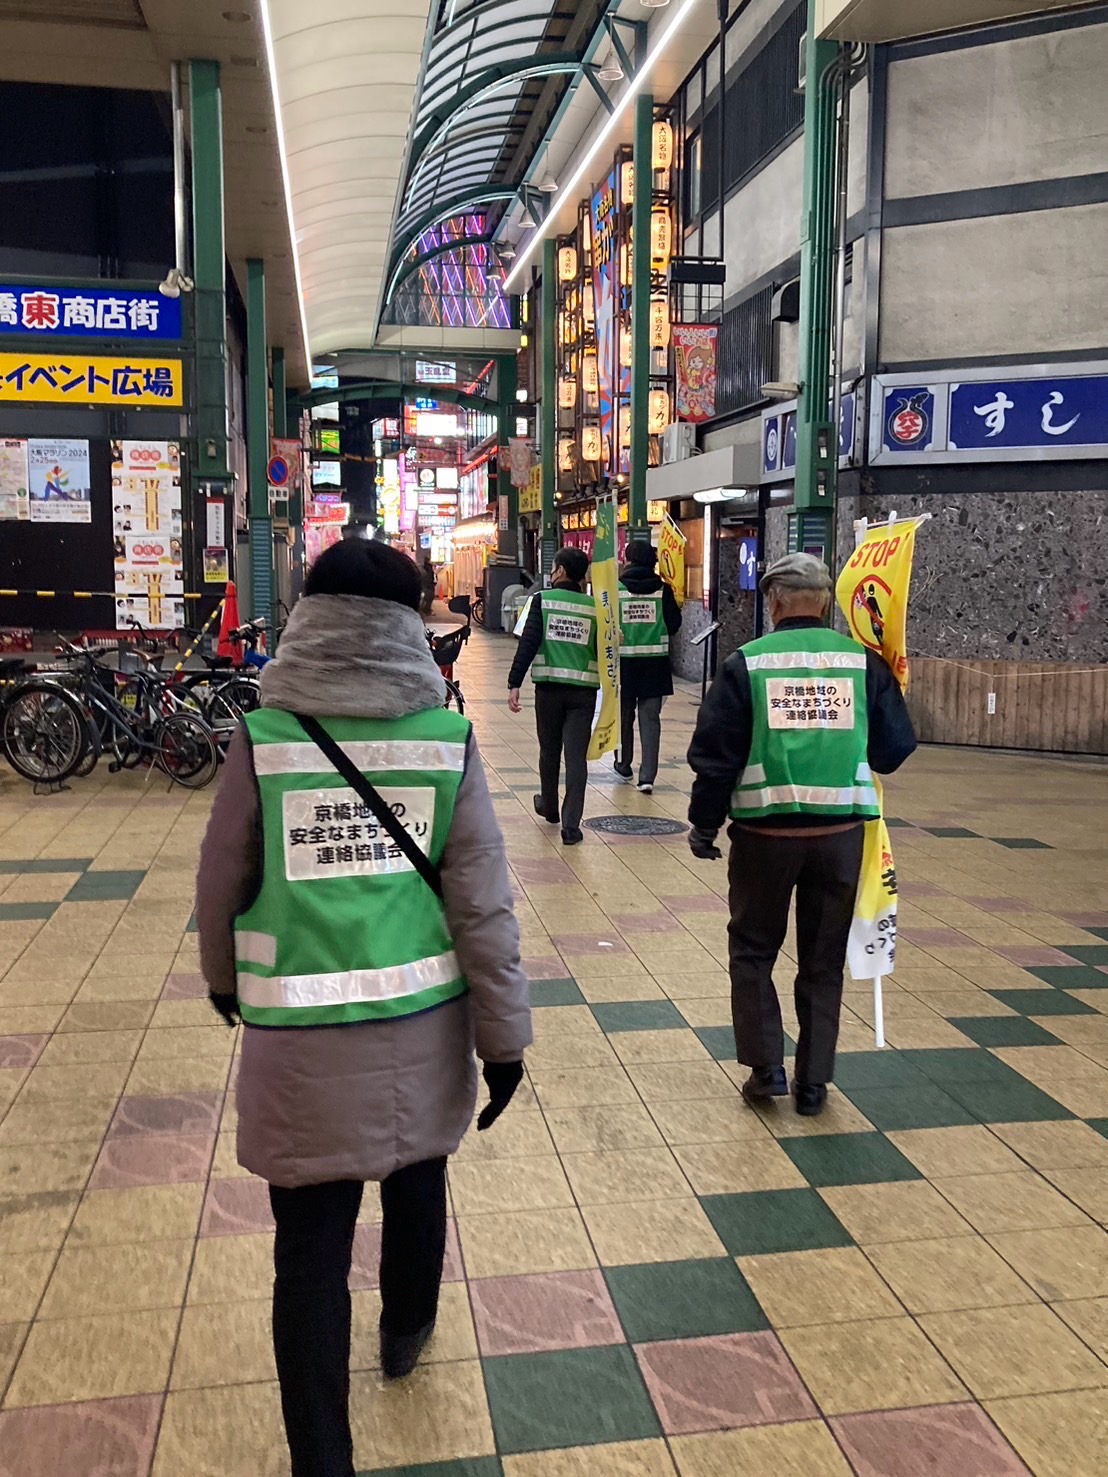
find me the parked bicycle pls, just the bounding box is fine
[1,656,87,785]
[426,596,472,715]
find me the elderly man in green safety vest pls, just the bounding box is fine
[686,553,916,1116]
[508,545,598,846]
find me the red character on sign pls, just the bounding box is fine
[887,392,930,448]
[21,292,60,331]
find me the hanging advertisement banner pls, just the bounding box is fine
[518,465,542,516]
[111,441,184,628]
[203,548,230,584]
[28,438,91,522]
[673,325,718,424]
[587,499,621,761]
[0,284,182,340]
[0,353,183,406]
[508,437,532,488]
[0,438,29,520]
[591,170,618,476]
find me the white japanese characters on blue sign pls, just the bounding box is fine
[0,286,182,341]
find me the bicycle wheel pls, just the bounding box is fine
[471,597,486,629]
[443,679,465,715]
[155,713,220,789]
[1,682,87,784]
[71,717,103,778]
[204,686,246,746]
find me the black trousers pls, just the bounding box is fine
[535,682,596,832]
[269,1157,447,1477]
[619,692,663,786]
[727,825,864,1086]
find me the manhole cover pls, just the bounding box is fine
[584,815,688,836]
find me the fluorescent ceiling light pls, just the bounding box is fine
[259,0,310,362]
[503,0,699,292]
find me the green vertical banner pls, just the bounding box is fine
[587,499,621,761]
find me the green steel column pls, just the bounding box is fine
[189,60,229,484]
[496,352,519,562]
[246,258,273,625]
[540,238,558,579]
[793,1,839,557]
[629,91,653,540]
[271,347,287,437]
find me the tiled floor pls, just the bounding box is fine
[1,629,1107,1475]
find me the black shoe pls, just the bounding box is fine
[793,1082,828,1116]
[381,1319,435,1380]
[533,794,559,825]
[561,827,584,846]
[740,1065,788,1107]
[613,761,633,782]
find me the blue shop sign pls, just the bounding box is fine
[738,534,759,591]
[760,391,855,480]
[880,386,937,455]
[0,285,182,341]
[949,374,1108,453]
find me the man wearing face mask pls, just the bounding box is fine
[508,547,597,846]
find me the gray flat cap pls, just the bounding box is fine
[760,552,832,594]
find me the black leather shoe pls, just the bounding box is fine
[381,1320,435,1380]
[794,1082,828,1116]
[561,827,584,846]
[533,794,559,824]
[613,761,633,782]
[741,1065,788,1106]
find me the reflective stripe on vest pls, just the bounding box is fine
[252,739,467,777]
[745,649,866,672]
[733,762,877,813]
[237,948,461,1011]
[618,590,668,657]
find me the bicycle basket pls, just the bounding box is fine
[430,628,467,669]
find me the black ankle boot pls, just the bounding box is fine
[380,1319,435,1380]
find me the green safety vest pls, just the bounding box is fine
[532,589,600,687]
[618,587,668,658]
[234,706,471,1028]
[730,628,879,821]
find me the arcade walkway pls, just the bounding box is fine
[0,632,1107,1476]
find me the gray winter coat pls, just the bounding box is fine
[195,594,532,1188]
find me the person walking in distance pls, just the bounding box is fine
[196,539,531,1477]
[613,539,682,795]
[508,546,597,846]
[686,553,916,1115]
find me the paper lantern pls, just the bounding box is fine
[649,297,670,349]
[581,425,602,462]
[620,326,633,369]
[649,388,671,435]
[558,376,577,410]
[619,405,631,449]
[621,161,634,207]
[650,207,673,272]
[583,283,595,326]
[619,242,631,288]
[558,245,578,283]
[559,437,575,472]
[582,353,599,394]
[652,120,674,171]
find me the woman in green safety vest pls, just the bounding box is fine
[196,539,532,1477]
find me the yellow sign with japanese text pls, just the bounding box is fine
[587,500,621,762]
[657,514,686,607]
[0,353,183,408]
[835,516,923,692]
[518,465,542,515]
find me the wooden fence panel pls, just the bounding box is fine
[905,658,1108,755]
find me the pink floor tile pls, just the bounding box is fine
[513,858,578,885]
[200,1176,274,1236]
[612,912,685,934]
[831,1404,1030,1476]
[900,928,973,948]
[349,1218,464,1292]
[966,896,1026,914]
[89,1133,216,1189]
[522,958,570,980]
[635,1332,817,1435]
[469,1269,624,1356]
[1061,912,1108,929]
[549,934,632,956]
[0,1034,47,1069]
[0,1394,162,1477]
[108,1092,222,1138]
[899,882,948,899]
[996,946,1084,968]
[659,895,729,915]
[160,972,208,1000]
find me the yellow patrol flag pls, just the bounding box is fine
[835,516,923,691]
[587,500,621,761]
[657,515,686,608]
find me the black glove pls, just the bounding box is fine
[688,825,722,861]
[209,991,241,1028]
[477,1060,524,1131]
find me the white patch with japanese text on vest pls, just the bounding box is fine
[282,787,435,882]
[546,614,590,645]
[621,600,657,623]
[765,678,855,730]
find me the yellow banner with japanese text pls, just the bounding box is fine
[0,353,183,408]
[587,500,621,762]
[518,465,542,515]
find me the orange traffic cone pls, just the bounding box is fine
[216,582,243,663]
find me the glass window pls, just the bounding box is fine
[686,132,702,221]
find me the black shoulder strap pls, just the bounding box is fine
[293,713,444,900]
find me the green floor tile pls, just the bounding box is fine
[1057,945,1108,967]
[943,1078,1074,1124]
[923,826,979,838]
[357,1462,502,1477]
[899,1048,1030,1084]
[605,1258,768,1342]
[0,858,90,873]
[1027,966,1108,990]
[833,1051,930,1090]
[987,989,1097,1017]
[1086,929,1108,943]
[949,1016,1062,1048]
[699,1188,853,1256]
[694,1026,736,1060]
[1088,1120,1108,1140]
[186,912,198,933]
[528,979,585,1007]
[591,1000,686,1032]
[990,837,1052,849]
[781,1132,922,1187]
[0,901,56,920]
[885,817,913,828]
[66,869,146,901]
[483,1345,660,1454]
[844,1084,976,1131]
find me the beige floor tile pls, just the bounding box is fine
[583,1197,725,1266]
[1040,1165,1108,1222]
[187,1231,274,1305]
[609,1029,712,1065]
[933,1171,1094,1233]
[352,1282,476,1368]
[0,1191,78,1254]
[886,1126,1026,1178]
[673,1140,807,1195]
[544,1102,664,1155]
[125,1055,231,1095]
[452,1111,556,1162]
[135,1025,236,1061]
[819,1180,974,1244]
[646,1097,774,1146]
[0,1140,100,1195]
[58,1000,154,1032]
[674,999,733,1029]
[39,1238,192,1319]
[150,998,220,1028]
[448,1155,573,1217]
[458,1206,598,1279]
[17,1060,131,1102]
[0,1249,54,1323]
[881,1017,977,1049]
[986,1224,1108,1301]
[36,1028,144,1067]
[652,971,731,1000]
[739,1247,902,1328]
[864,1234,1037,1314]
[626,1061,735,1103]
[919,1303,1108,1399]
[349,1360,495,1468]
[170,1296,277,1390]
[1053,1297,1108,1361]
[528,1067,638,1109]
[525,1034,619,1071]
[0,1318,25,1388]
[153,1381,289,1477]
[986,1389,1108,1477]
[779,1316,968,1415]
[504,1439,678,1476]
[670,1422,852,1476]
[576,975,667,1003]
[6,1306,179,1406]
[0,1004,64,1035]
[0,1095,117,1147]
[73,973,165,1003]
[67,1183,204,1246]
[211,1131,250,1179]
[561,1147,690,1205]
[991,1120,1108,1171]
[758,1088,876,1138]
